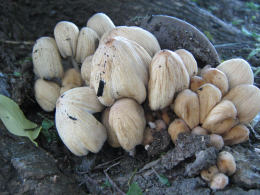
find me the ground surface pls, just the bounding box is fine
[0,0,260,194]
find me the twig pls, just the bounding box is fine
[104,162,126,195]
[137,159,160,173]
[94,156,124,170]
[0,39,34,45]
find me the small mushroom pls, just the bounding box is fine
[32,37,63,79]
[87,13,115,38]
[210,173,229,190]
[55,87,106,156]
[216,58,254,89]
[196,83,222,124]
[175,49,198,77]
[81,55,93,86]
[142,127,154,146]
[60,68,83,94]
[217,151,236,176]
[202,100,238,134]
[75,27,99,63]
[190,76,206,92]
[34,79,60,112]
[201,67,229,95]
[101,26,161,56]
[222,124,249,145]
[172,89,199,129]
[209,134,224,150]
[191,126,208,135]
[223,84,260,123]
[108,98,146,152]
[200,165,219,182]
[54,21,79,58]
[168,119,190,144]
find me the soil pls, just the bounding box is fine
[0,0,260,194]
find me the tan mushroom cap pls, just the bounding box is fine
[191,126,208,135]
[201,67,229,95]
[210,173,229,190]
[55,87,106,156]
[175,49,198,77]
[222,124,249,145]
[54,21,79,58]
[223,84,260,123]
[32,37,63,79]
[168,119,190,144]
[172,89,199,129]
[90,36,151,106]
[190,76,206,92]
[200,165,219,182]
[202,100,238,134]
[216,58,254,89]
[87,13,115,38]
[108,98,146,151]
[209,134,224,150]
[34,79,60,112]
[217,151,236,176]
[101,26,161,57]
[75,27,99,63]
[196,83,222,124]
[60,68,83,94]
[81,55,93,86]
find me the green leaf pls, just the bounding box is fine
[127,182,143,195]
[157,174,170,186]
[247,48,260,60]
[13,71,21,77]
[42,119,54,130]
[0,95,41,146]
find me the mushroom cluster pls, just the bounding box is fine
[32,13,260,164]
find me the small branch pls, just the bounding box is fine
[104,162,126,195]
[94,156,123,170]
[0,39,34,45]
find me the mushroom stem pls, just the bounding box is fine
[70,57,79,71]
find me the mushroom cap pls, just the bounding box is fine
[81,55,93,86]
[87,13,115,38]
[75,27,99,63]
[175,49,198,77]
[209,134,224,150]
[148,50,176,110]
[210,173,229,190]
[54,21,79,58]
[223,84,260,123]
[217,151,236,176]
[216,58,254,89]
[90,36,151,106]
[55,87,106,156]
[168,119,190,144]
[34,79,60,112]
[222,124,249,145]
[60,68,83,94]
[196,83,222,124]
[101,26,161,56]
[191,126,208,135]
[142,127,154,146]
[190,76,206,92]
[108,98,146,151]
[200,165,219,182]
[201,67,229,95]
[202,100,238,134]
[32,37,63,79]
[172,89,199,129]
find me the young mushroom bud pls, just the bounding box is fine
[196,83,222,124]
[108,98,146,152]
[222,124,249,145]
[142,127,154,146]
[87,13,115,38]
[75,27,99,63]
[209,134,224,150]
[54,21,79,58]
[217,151,236,176]
[90,36,151,106]
[101,26,161,56]
[223,84,260,123]
[216,58,254,89]
[172,89,199,129]
[202,100,238,134]
[32,37,63,79]
[60,68,83,94]
[34,79,60,112]
[200,165,219,182]
[55,87,106,156]
[190,76,206,92]
[191,126,208,135]
[168,119,190,144]
[210,173,229,190]
[81,55,93,86]
[175,49,198,77]
[201,67,229,95]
